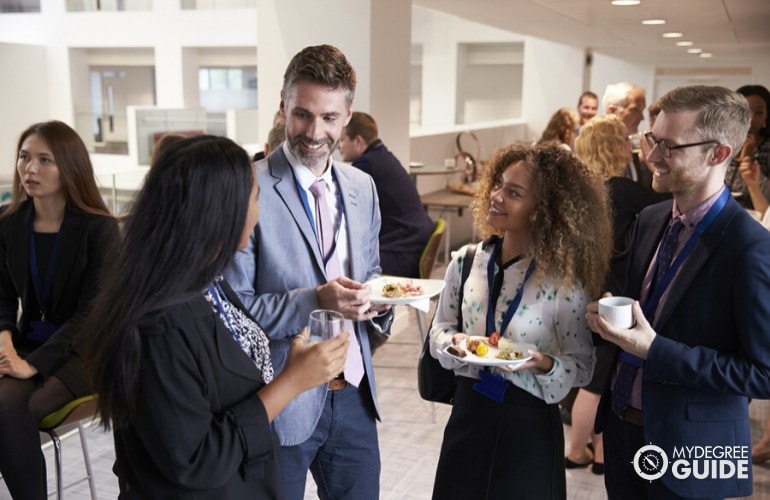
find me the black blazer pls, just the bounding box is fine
[0,200,118,394]
[114,282,283,499]
[351,140,434,256]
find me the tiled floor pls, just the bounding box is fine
[3,289,770,499]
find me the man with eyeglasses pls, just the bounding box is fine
[587,85,770,499]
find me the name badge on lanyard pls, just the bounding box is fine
[28,217,63,342]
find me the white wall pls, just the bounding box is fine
[521,36,585,140]
[589,52,655,130]
[0,43,50,179]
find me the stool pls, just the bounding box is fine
[38,395,98,500]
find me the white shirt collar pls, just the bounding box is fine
[281,142,334,190]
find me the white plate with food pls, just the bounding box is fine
[443,336,535,368]
[368,277,445,305]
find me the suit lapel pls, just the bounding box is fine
[268,148,326,273]
[653,200,737,331]
[49,209,84,314]
[198,286,262,382]
[332,163,363,281]
[7,203,33,296]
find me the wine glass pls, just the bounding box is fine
[307,309,343,345]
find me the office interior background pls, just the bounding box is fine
[0,0,768,248]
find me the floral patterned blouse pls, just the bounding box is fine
[204,277,274,383]
[429,242,595,404]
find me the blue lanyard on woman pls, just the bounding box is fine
[294,171,345,267]
[29,217,63,323]
[207,281,237,340]
[485,238,536,337]
[642,188,730,319]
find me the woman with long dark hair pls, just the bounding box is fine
[88,135,348,498]
[0,120,118,499]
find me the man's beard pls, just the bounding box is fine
[288,135,337,172]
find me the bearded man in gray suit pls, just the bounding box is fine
[224,44,392,500]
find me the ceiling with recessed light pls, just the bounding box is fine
[413,0,770,70]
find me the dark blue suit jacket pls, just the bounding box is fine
[597,194,770,498]
[351,140,434,277]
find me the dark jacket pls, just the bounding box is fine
[352,139,434,272]
[596,195,770,498]
[0,200,118,395]
[114,282,283,499]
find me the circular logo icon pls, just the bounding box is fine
[633,444,668,481]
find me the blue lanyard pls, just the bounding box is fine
[642,188,730,319]
[294,170,344,266]
[485,238,536,337]
[29,217,63,322]
[207,282,237,338]
[620,189,730,368]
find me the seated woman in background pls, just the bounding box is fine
[0,120,119,499]
[565,114,669,475]
[87,135,349,498]
[536,107,580,151]
[428,144,612,499]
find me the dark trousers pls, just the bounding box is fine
[278,384,380,500]
[432,376,565,500]
[0,375,75,500]
[603,409,714,500]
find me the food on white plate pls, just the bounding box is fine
[381,280,423,298]
[446,345,466,358]
[495,337,525,361]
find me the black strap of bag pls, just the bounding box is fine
[417,244,477,404]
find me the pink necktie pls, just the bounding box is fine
[308,179,364,387]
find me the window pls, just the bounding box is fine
[199,66,257,111]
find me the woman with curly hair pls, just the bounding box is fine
[428,143,612,499]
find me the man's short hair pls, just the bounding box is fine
[282,44,356,108]
[658,85,750,162]
[648,99,662,121]
[602,82,644,114]
[578,90,598,107]
[344,112,378,145]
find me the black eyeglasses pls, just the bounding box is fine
[643,132,719,159]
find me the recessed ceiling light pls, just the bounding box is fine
[642,19,666,25]
[687,48,703,54]
[699,53,713,58]
[662,32,684,38]
[611,0,640,5]
[676,41,694,47]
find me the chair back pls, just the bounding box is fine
[419,218,446,279]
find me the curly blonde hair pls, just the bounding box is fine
[574,114,629,179]
[472,144,612,298]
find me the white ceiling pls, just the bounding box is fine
[414,0,770,72]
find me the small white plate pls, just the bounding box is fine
[444,337,535,368]
[368,277,445,305]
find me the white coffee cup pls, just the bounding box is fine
[598,296,635,329]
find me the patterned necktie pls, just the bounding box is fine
[611,218,684,415]
[308,179,364,387]
[652,218,685,290]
